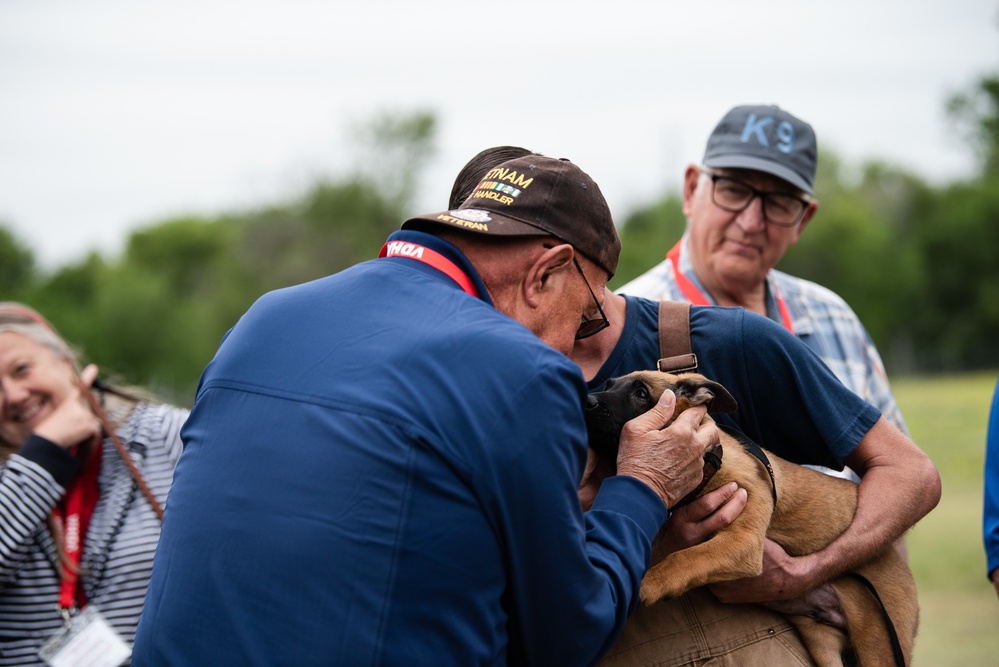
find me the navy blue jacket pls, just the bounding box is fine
[133,231,666,666]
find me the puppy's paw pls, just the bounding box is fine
[639,569,688,605]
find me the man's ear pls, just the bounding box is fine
[681,164,701,216]
[524,243,573,307]
[791,198,819,243]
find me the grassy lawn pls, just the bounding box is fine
[892,370,999,666]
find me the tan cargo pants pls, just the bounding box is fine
[598,588,817,667]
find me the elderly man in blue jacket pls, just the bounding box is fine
[133,155,719,666]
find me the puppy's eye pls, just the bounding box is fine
[635,386,650,403]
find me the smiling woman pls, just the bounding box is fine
[0,302,189,666]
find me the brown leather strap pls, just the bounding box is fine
[657,300,698,373]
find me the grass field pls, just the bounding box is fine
[892,370,999,666]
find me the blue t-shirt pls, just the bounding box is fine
[589,295,881,470]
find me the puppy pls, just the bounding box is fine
[585,370,918,667]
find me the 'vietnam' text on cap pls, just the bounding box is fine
[403,155,621,278]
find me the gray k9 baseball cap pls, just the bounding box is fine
[703,105,818,194]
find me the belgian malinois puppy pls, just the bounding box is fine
[585,370,918,667]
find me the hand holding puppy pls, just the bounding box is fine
[615,389,721,510]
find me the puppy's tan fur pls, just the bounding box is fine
[589,370,918,667]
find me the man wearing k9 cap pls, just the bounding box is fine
[133,155,721,665]
[607,105,915,665]
[619,104,907,432]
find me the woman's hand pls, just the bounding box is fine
[32,364,101,449]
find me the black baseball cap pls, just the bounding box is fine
[703,105,818,194]
[403,155,621,278]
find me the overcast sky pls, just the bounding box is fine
[2,0,997,269]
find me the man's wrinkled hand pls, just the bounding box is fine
[709,539,816,603]
[615,389,721,509]
[651,482,747,565]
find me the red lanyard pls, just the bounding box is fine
[52,442,102,611]
[379,241,480,298]
[666,240,795,334]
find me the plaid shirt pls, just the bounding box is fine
[617,233,908,433]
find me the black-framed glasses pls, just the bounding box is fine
[702,168,811,227]
[572,257,610,340]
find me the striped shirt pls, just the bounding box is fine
[617,233,907,433]
[0,402,187,666]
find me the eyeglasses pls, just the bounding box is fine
[572,257,610,340]
[702,168,811,227]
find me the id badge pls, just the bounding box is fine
[38,605,131,667]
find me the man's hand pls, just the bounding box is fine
[578,448,614,511]
[709,538,817,603]
[651,482,748,565]
[650,482,747,565]
[615,389,721,509]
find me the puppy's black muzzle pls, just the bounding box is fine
[585,392,636,460]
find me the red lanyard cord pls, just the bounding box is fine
[379,241,480,298]
[52,438,101,610]
[666,240,794,334]
[51,383,166,611]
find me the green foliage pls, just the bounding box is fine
[615,139,996,376]
[906,175,999,370]
[3,111,439,403]
[610,194,686,291]
[20,253,109,355]
[780,159,930,366]
[0,224,36,295]
[948,73,999,177]
[893,370,999,664]
[124,216,231,296]
[8,91,999,396]
[348,110,437,211]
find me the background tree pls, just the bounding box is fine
[0,224,36,297]
[10,111,438,403]
[948,74,999,178]
[7,96,999,400]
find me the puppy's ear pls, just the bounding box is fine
[677,377,738,414]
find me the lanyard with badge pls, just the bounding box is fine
[8,306,151,666]
[666,240,795,334]
[39,440,133,666]
[379,240,482,298]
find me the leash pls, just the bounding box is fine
[718,425,777,508]
[712,428,905,665]
[673,444,723,509]
[848,572,908,667]
[715,423,904,665]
